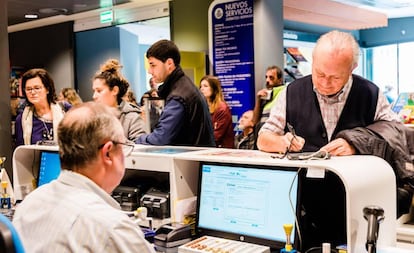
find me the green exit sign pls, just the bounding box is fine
[100,10,113,23]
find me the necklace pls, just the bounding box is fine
[36,114,53,140]
[41,119,53,140]
[33,109,53,140]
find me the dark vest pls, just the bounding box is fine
[286,75,378,151]
[158,67,215,147]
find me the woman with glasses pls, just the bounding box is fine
[92,59,147,142]
[14,68,71,146]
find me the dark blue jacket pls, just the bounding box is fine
[136,66,215,147]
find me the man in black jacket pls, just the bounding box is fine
[135,40,215,147]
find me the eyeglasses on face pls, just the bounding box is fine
[25,86,44,93]
[113,140,135,157]
[98,140,135,157]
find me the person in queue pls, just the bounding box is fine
[58,87,83,106]
[257,30,400,154]
[200,75,234,148]
[15,68,71,146]
[257,29,414,218]
[253,65,284,131]
[234,110,255,149]
[135,39,215,146]
[92,58,147,142]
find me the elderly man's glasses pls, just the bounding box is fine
[25,86,44,93]
[114,140,135,157]
[99,140,135,157]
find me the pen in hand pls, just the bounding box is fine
[286,122,296,141]
[270,123,302,159]
[286,122,303,152]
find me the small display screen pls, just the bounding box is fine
[37,151,61,187]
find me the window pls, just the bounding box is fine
[369,42,414,103]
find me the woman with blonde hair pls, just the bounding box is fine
[200,75,234,148]
[92,59,146,142]
[58,87,83,106]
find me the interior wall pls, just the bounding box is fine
[360,17,414,47]
[170,0,213,53]
[0,0,12,177]
[8,22,75,94]
[254,0,284,91]
[75,26,121,102]
[171,0,285,97]
[119,28,143,98]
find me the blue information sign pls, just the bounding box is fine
[209,0,255,120]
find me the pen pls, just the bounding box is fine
[286,122,303,153]
[270,123,298,159]
[286,122,297,140]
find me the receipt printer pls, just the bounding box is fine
[140,188,170,219]
[154,222,192,248]
[112,186,141,211]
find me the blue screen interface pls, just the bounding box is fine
[37,151,61,187]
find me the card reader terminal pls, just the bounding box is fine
[154,222,192,248]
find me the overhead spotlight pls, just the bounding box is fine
[38,8,68,15]
[24,14,38,19]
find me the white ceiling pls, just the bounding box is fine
[334,0,414,18]
[7,0,414,31]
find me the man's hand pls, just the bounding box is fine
[257,131,305,153]
[256,89,269,99]
[321,138,355,156]
[285,132,305,152]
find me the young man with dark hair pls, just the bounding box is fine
[136,39,215,147]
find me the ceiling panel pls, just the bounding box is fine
[7,0,129,26]
[7,0,414,30]
[284,0,388,30]
[334,0,414,8]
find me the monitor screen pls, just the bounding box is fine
[196,162,300,250]
[37,151,61,187]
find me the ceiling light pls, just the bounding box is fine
[38,8,68,14]
[24,14,38,19]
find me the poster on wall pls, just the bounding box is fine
[208,0,254,120]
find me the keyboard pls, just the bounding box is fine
[178,236,270,253]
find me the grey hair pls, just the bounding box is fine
[57,102,122,170]
[313,30,360,67]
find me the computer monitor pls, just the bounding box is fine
[37,151,61,187]
[196,162,301,250]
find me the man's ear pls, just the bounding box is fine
[100,141,114,160]
[166,58,175,69]
[351,62,358,71]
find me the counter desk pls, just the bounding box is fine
[12,145,414,253]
